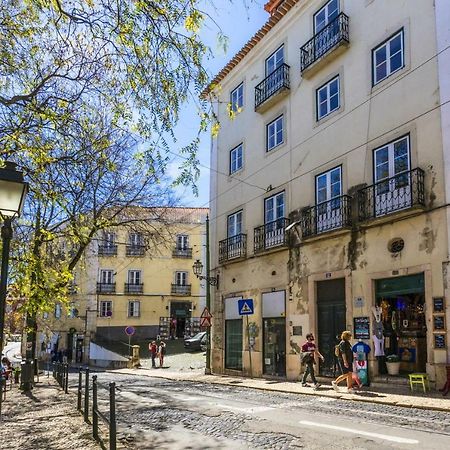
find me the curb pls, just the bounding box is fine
[109,368,450,413]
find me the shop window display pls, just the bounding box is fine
[375,293,427,373]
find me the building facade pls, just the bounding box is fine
[37,207,208,363]
[207,0,450,387]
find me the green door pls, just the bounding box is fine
[317,279,346,376]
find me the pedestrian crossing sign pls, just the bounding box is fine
[238,299,254,315]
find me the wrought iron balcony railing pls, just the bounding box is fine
[300,13,349,72]
[171,284,192,296]
[254,218,289,253]
[358,168,425,221]
[96,282,116,294]
[125,245,145,256]
[98,244,118,256]
[301,195,352,238]
[172,247,193,258]
[124,283,144,294]
[219,234,247,264]
[255,64,290,110]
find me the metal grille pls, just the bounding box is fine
[300,13,349,72]
[255,64,290,109]
[219,234,247,263]
[254,218,289,253]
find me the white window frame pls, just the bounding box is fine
[314,0,339,33]
[373,135,410,183]
[175,271,188,286]
[265,191,285,224]
[266,115,284,152]
[100,269,114,284]
[316,166,342,205]
[227,210,243,238]
[128,270,141,285]
[230,143,243,174]
[99,300,112,318]
[176,234,189,250]
[372,29,404,85]
[128,300,141,318]
[129,232,143,247]
[316,76,340,120]
[230,83,244,113]
[265,45,284,76]
[103,231,115,247]
[54,304,62,319]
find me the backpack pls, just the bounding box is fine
[300,351,313,364]
[334,343,341,358]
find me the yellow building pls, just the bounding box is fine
[206,0,450,387]
[37,207,208,363]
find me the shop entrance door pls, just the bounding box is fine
[170,301,192,338]
[263,318,286,377]
[317,279,346,376]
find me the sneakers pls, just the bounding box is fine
[331,381,339,392]
[346,388,356,394]
[301,383,309,387]
[313,383,321,390]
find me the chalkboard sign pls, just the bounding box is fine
[354,317,370,340]
[433,315,446,331]
[433,297,445,313]
[434,334,446,349]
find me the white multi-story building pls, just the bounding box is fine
[206,0,450,387]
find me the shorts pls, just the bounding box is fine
[339,360,352,374]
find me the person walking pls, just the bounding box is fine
[300,333,324,389]
[332,330,354,393]
[158,341,166,367]
[149,341,157,368]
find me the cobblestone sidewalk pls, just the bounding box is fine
[0,378,100,450]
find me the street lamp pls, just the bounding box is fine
[0,161,28,414]
[192,215,218,375]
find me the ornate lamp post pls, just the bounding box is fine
[192,215,218,375]
[0,161,28,414]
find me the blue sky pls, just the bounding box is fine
[169,1,268,207]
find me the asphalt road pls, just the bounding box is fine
[69,371,450,450]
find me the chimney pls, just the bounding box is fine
[264,0,285,16]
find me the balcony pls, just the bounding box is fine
[301,195,352,238]
[254,218,289,253]
[255,64,290,112]
[358,168,425,222]
[172,247,193,258]
[171,284,192,296]
[98,244,117,256]
[124,283,144,294]
[126,245,145,256]
[300,13,349,76]
[219,234,247,264]
[96,282,116,294]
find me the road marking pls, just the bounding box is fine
[215,403,274,413]
[299,420,419,444]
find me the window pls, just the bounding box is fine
[374,135,410,186]
[265,192,285,224]
[230,83,244,113]
[266,45,284,76]
[100,269,114,284]
[230,144,243,174]
[99,301,112,318]
[316,166,342,205]
[54,304,62,319]
[102,231,115,247]
[373,30,404,85]
[266,115,284,151]
[317,76,340,120]
[128,270,141,285]
[314,0,339,33]
[128,301,140,318]
[227,211,243,237]
[176,235,189,250]
[175,271,188,286]
[129,232,143,247]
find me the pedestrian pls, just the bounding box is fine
[158,341,166,367]
[332,330,354,393]
[300,333,324,390]
[149,341,157,368]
